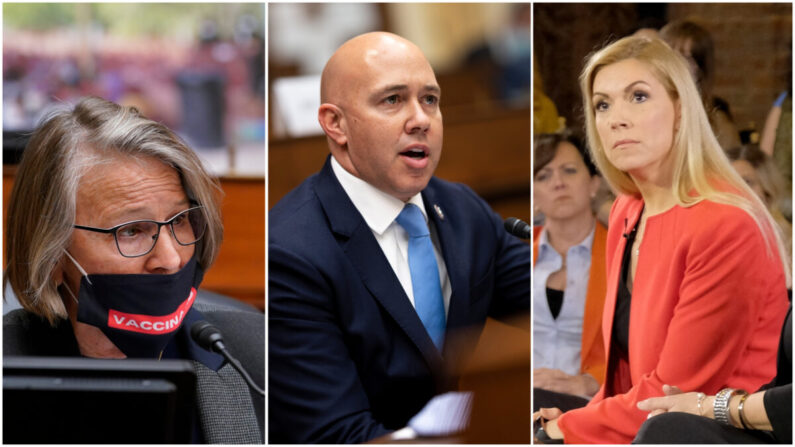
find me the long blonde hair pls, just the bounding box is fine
[5,97,224,324]
[580,36,790,285]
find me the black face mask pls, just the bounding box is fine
[65,252,205,358]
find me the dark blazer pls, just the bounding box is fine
[3,301,264,443]
[268,156,530,443]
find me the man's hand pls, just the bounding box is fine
[534,368,600,397]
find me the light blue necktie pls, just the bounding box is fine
[396,203,446,351]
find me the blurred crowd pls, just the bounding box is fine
[4,6,264,150]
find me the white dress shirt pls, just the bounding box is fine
[532,225,595,376]
[331,156,451,316]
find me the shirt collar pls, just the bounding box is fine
[537,222,596,258]
[331,155,427,234]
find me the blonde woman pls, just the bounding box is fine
[534,37,789,444]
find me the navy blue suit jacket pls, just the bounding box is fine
[268,157,529,443]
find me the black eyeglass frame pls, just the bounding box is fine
[72,205,207,258]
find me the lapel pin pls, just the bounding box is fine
[433,204,444,220]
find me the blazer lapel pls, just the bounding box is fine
[580,221,607,382]
[314,158,443,370]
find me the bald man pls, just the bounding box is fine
[269,32,530,443]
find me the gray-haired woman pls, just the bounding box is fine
[3,97,263,443]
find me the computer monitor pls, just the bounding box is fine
[3,356,197,443]
[3,130,29,165]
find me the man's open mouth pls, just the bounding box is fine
[401,148,428,159]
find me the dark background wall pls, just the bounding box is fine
[534,3,791,134]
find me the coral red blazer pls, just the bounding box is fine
[557,195,788,444]
[533,222,608,384]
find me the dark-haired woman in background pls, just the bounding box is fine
[533,132,607,409]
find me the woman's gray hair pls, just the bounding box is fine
[5,96,224,325]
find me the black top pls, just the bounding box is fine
[761,306,792,443]
[546,287,564,319]
[612,220,637,360]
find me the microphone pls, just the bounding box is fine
[504,217,532,239]
[191,320,226,351]
[191,321,265,397]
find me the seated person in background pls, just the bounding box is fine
[534,36,788,444]
[760,91,792,222]
[532,132,607,408]
[268,32,530,443]
[726,144,792,277]
[635,306,791,444]
[3,97,264,443]
[660,19,742,150]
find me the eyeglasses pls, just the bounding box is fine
[73,206,207,258]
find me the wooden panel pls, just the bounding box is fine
[3,169,264,310]
[371,316,531,444]
[267,136,328,209]
[459,315,531,443]
[202,178,265,309]
[3,168,14,262]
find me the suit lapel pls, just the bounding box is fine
[421,186,471,342]
[314,158,443,370]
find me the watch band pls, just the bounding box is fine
[714,388,747,426]
[713,388,735,425]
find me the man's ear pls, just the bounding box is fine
[318,103,347,147]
